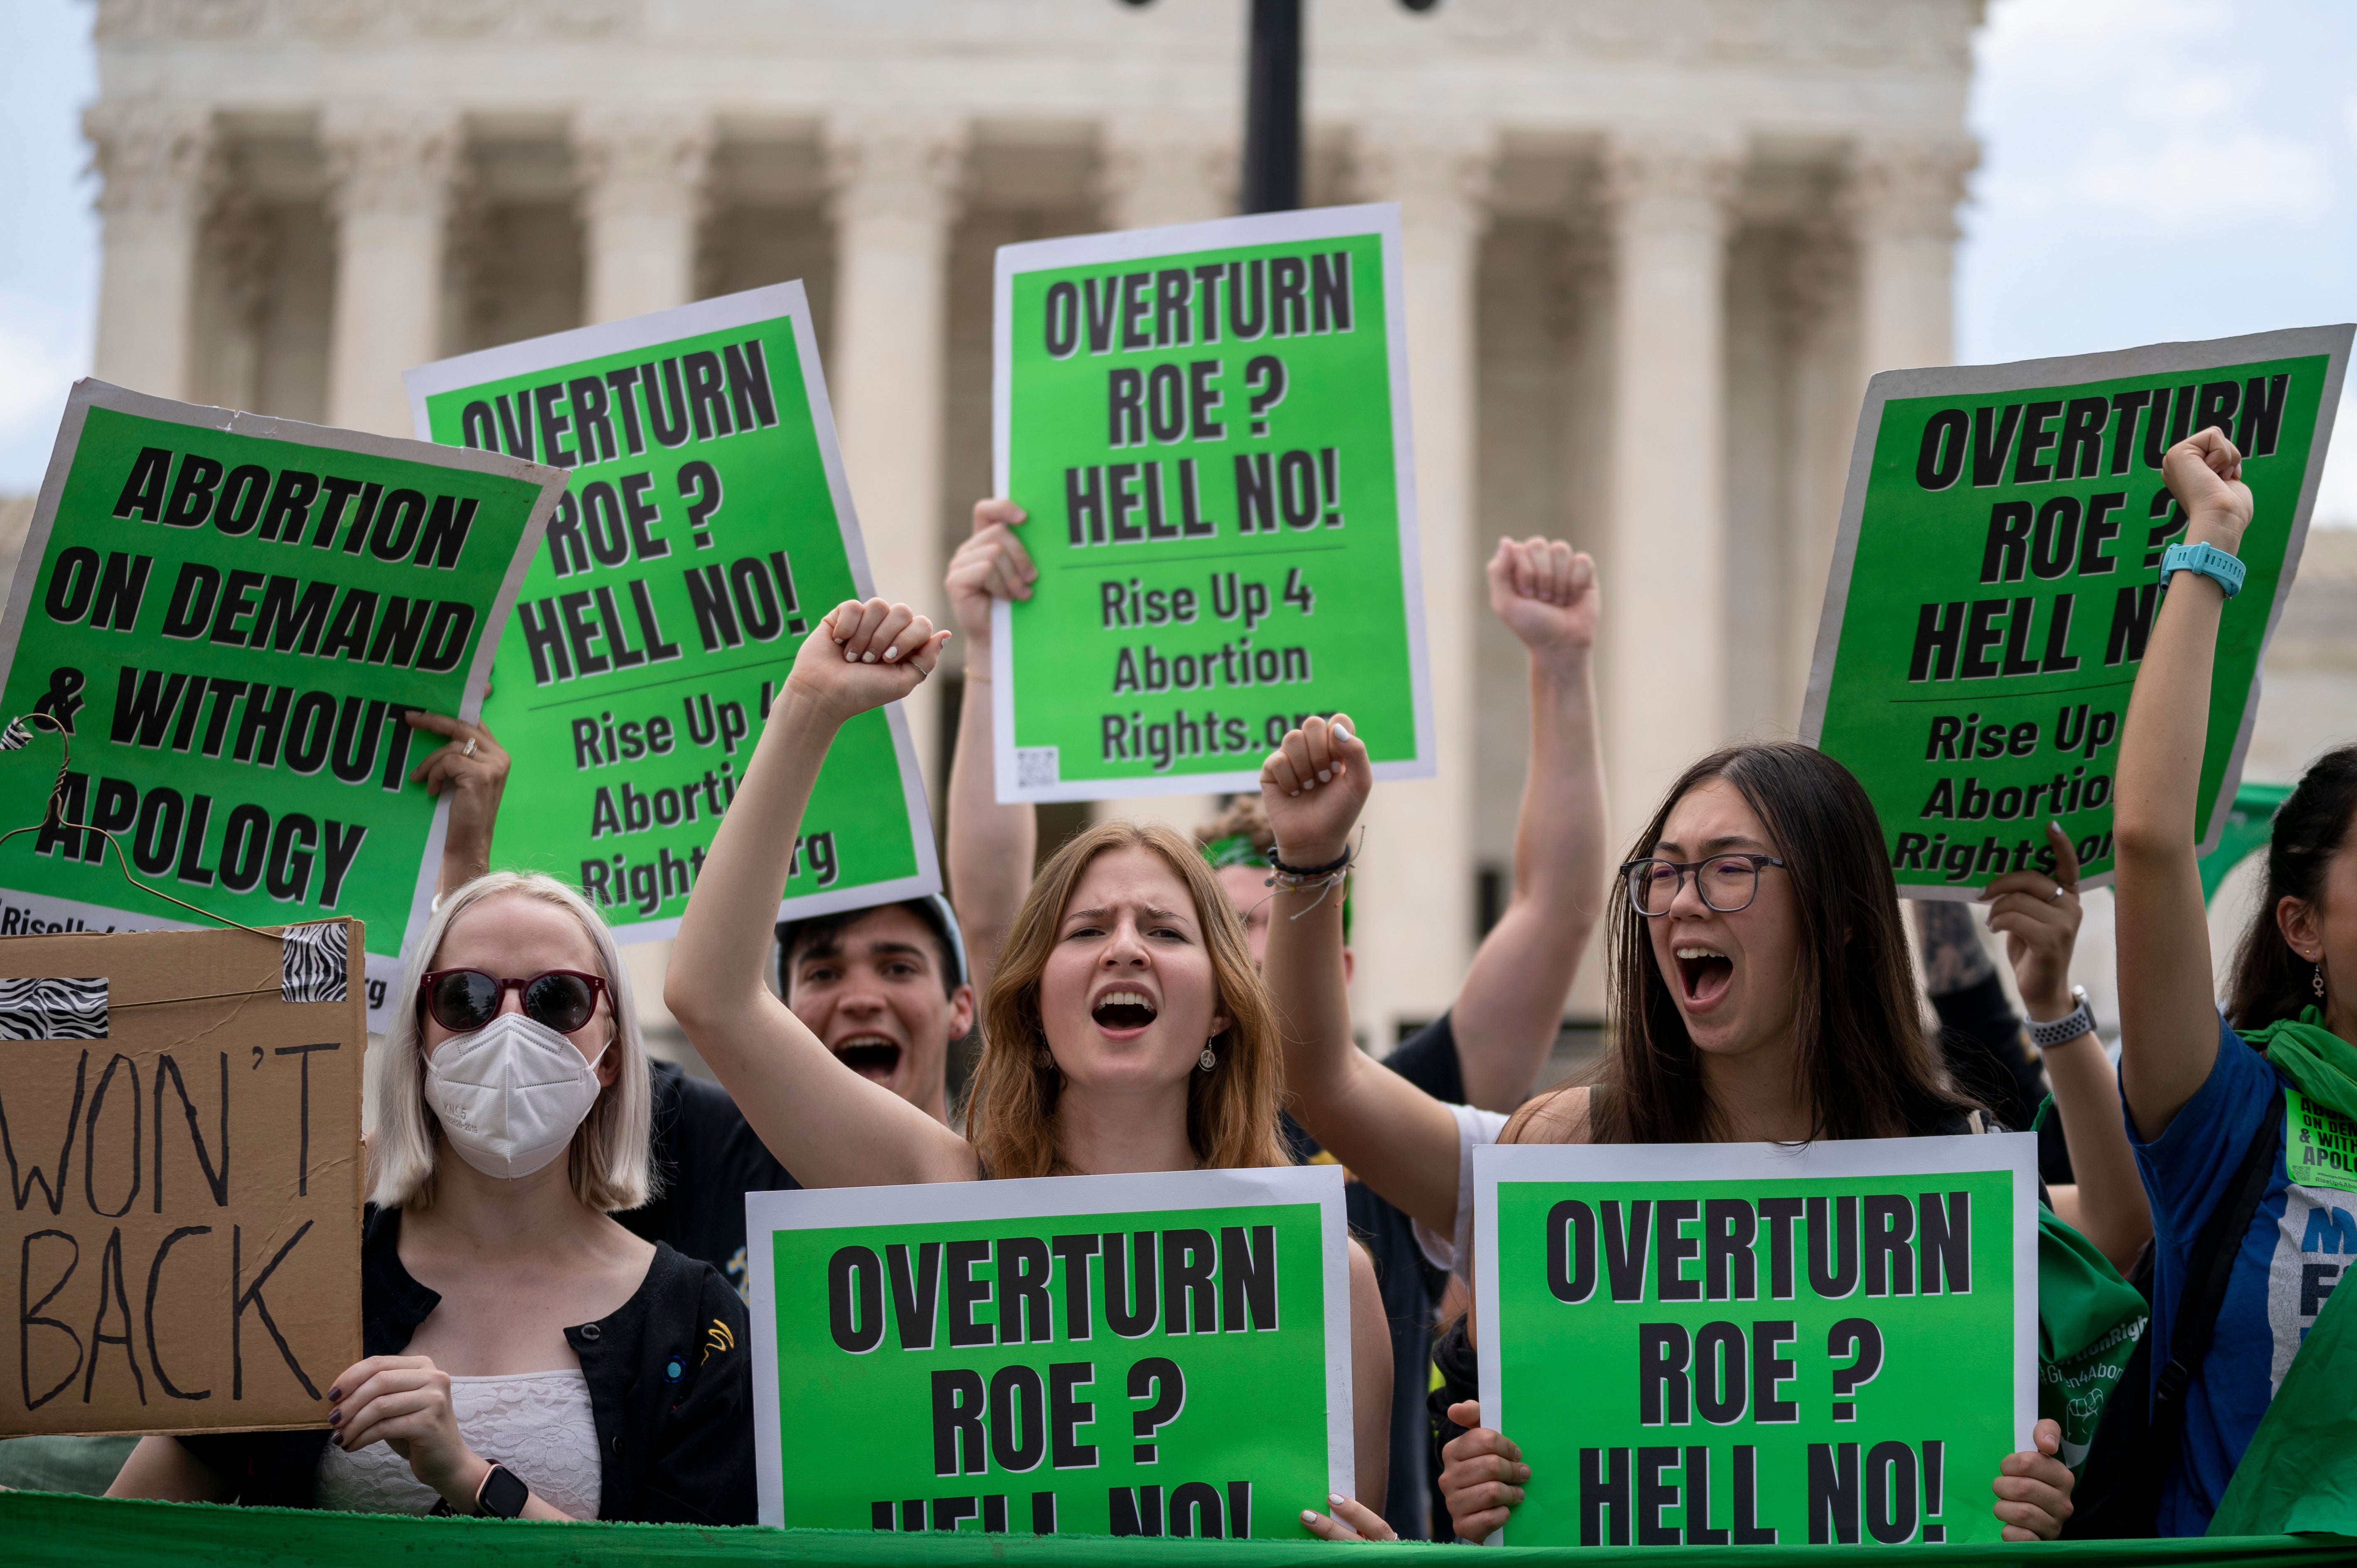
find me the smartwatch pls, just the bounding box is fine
[2027,986,2096,1051]
[475,1462,531,1519]
[2160,539,2246,599]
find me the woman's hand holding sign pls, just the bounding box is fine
[1438,1403,1529,1542]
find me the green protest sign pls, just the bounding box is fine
[1474,1138,2036,1548]
[747,1167,1353,1537]
[0,380,561,1026]
[1802,326,2351,897]
[990,204,1433,801]
[406,283,939,937]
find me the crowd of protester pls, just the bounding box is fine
[34,426,2347,1537]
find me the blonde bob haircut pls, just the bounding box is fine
[964,820,1288,1179]
[368,871,655,1213]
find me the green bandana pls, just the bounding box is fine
[1196,832,1353,941]
[2241,1005,2357,1126]
[1197,833,1265,872]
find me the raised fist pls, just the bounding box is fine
[784,598,950,727]
[1486,536,1598,670]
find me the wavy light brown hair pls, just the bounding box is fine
[1512,743,1976,1147]
[964,820,1288,1178]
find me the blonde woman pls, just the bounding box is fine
[666,598,1395,1531]
[110,873,753,1524]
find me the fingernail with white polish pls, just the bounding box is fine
[884,646,900,661]
[1317,769,1331,782]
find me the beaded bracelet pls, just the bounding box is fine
[1265,836,1358,918]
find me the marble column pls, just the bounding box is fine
[324,107,462,437]
[1601,132,1740,847]
[1098,116,1236,231]
[1087,118,1237,833]
[1346,120,1495,1044]
[85,101,218,401]
[826,113,966,790]
[576,111,714,324]
[1851,137,1974,382]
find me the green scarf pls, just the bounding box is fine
[2239,1005,2357,1125]
[1197,833,1265,871]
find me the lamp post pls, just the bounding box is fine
[1122,0,1438,215]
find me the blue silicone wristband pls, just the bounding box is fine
[2160,539,2245,599]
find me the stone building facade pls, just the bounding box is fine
[81,0,1986,1042]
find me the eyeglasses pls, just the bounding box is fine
[418,969,608,1035]
[1620,855,1788,917]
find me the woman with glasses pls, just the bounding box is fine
[109,872,754,1524]
[662,597,1399,1531]
[1255,718,2078,1543]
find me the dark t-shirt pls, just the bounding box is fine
[1282,1013,1465,1540]
[1931,972,2076,1185]
[617,1059,800,1300]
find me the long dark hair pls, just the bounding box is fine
[2227,744,2357,1031]
[1529,743,1973,1145]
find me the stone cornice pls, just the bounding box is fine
[83,100,220,220]
[95,0,1975,75]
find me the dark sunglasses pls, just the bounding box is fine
[418,968,608,1035]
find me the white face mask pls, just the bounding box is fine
[423,1010,611,1180]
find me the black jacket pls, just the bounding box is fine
[179,1205,754,1524]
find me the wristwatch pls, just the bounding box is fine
[2160,539,2246,599]
[475,1462,531,1519]
[2027,986,2096,1051]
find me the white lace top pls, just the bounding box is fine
[313,1369,602,1519]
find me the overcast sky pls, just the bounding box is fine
[2,0,2352,518]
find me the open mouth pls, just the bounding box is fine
[1091,988,1159,1032]
[1674,945,1735,1008]
[831,1035,903,1078]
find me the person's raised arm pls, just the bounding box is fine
[664,599,974,1186]
[1981,826,2151,1272]
[944,499,1038,999]
[1451,538,1609,1111]
[2113,428,2253,1140]
[1260,715,1461,1236]
[406,710,508,895]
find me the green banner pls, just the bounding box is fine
[1801,327,2351,896]
[989,205,1433,802]
[1475,1138,2037,1549]
[746,1168,1352,1538]
[0,381,560,1024]
[405,283,938,938]
[0,1490,2343,1568]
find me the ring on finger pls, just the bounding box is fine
[462,737,477,758]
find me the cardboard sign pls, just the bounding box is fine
[990,205,1433,801]
[1474,1137,2037,1548]
[1801,326,2352,897]
[406,284,940,939]
[747,1167,1353,1537]
[0,381,563,1025]
[0,919,364,1437]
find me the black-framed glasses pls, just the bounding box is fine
[1620,855,1788,917]
[418,969,608,1035]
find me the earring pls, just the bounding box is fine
[1199,1044,1218,1072]
[2318,963,2329,1000]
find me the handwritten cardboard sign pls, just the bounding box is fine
[1,919,364,1436]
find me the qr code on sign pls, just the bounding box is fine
[1016,747,1060,789]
